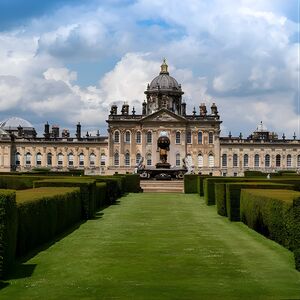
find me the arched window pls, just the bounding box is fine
[146,153,152,166]
[114,152,119,166]
[114,131,120,143]
[25,152,31,165]
[146,131,152,144]
[125,131,131,143]
[57,153,63,166]
[254,154,260,167]
[233,154,238,167]
[36,152,42,166]
[100,153,106,166]
[208,132,214,144]
[186,131,192,144]
[15,152,20,166]
[136,131,141,144]
[136,153,141,164]
[265,154,270,167]
[89,153,96,166]
[176,153,180,166]
[298,155,300,167]
[208,154,214,167]
[79,153,84,166]
[47,153,52,166]
[198,154,203,168]
[287,154,292,168]
[244,154,249,167]
[276,154,281,167]
[175,132,181,144]
[125,152,130,166]
[222,154,227,167]
[68,153,74,166]
[198,131,202,144]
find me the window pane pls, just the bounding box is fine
[147,132,152,143]
[187,131,191,144]
[198,155,203,167]
[136,132,141,144]
[125,153,130,166]
[198,132,202,144]
[114,131,120,143]
[176,153,180,166]
[222,154,227,167]
[209,132,213,144]
[233,154,238,167]
[254,154,259,167]
[244,154,248,167]
[265,154,270,167]
[208,155,214,167]
[176,132,180,144]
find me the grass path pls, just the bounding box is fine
[1,193,300,299]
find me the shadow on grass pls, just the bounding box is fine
[2,220,86,284]
[0,281,9,291]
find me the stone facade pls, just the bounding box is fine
[0,60,299,176]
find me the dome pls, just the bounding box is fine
[0,117,33,129]
[149,74,180,90]
[148,59,181,91]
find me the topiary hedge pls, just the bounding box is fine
[240,189,300,270]
[226,182,295,221]
[114,174,141,193]
[184,175,199,194]
[198,175,211,196]
[33,179,97,219]
[0,190,17,279]
[95,182,107,208]
[215,183,227,216]
[92,176,123,203]
[16,187,81,258]
[203,177,253,206]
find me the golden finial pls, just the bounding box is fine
[160,58,169,75]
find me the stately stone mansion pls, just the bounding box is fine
[0,60,299,176]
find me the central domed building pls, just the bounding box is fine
[107,60,222,174]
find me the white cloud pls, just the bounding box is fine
[0,0,298,137]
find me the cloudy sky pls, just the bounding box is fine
[0,0,299,137]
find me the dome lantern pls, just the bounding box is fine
[160,58,169,75]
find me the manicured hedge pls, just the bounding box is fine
[198,175,211,196]
[240,189,300,270]
[203,177,254,205]
[16,187,81,258]
[0,190,17,279]
[95,182,107,208]
[113,174,141,193]
[93,176,125,202]
[215,183,227,216]
[0,175,74,190]
[226,182,295,221]
[184,175,199,194]
[33,179,97,219]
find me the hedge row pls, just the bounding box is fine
[240,189,300,270]
[225,182,295,221]
[184,175,200,193]
[16,187,81,257]
[113,174,141,193]
[0,190,17,278]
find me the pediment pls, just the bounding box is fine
[141,109,187,123]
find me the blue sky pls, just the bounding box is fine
[0,0,299,137]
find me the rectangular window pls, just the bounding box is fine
[186,131,192,144]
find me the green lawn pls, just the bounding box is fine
[1,193,300,299]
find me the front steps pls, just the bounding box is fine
[140,180,184,193]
